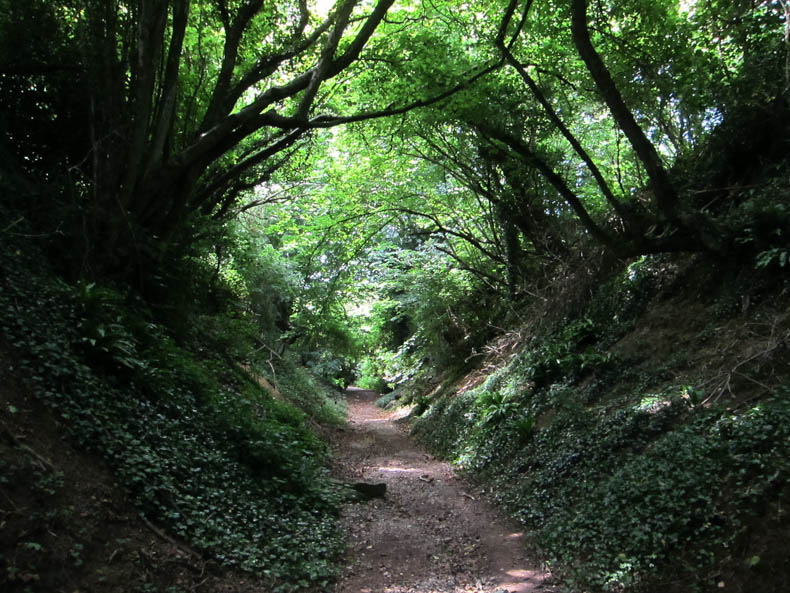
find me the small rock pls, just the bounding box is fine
[352,482,387,499]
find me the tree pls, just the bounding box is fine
[3,0,787,292]
[463,0,787,257]
[2,0,472,282]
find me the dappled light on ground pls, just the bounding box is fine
[330,388,555,593]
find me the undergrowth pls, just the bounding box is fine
[0,226,346,592]
[412,255,790,592]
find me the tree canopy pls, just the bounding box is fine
[1,0,788,377]
[2,0,789,348]
[2,3,790,592]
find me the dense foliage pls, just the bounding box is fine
[2,0,790,591]
[0,218,346,591]
[412,257,790,592]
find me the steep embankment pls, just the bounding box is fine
[0,231,347,593]
[0,356,259,592]
[330,387,555,593]
[407,254,790,593]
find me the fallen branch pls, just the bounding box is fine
[140,514,203,561]
[253,340,283,360]
[700,325,789,405]
[0,419,56,472]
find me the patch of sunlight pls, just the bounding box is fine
[311,0,335,18]
[376,466,420,473]
[387,404,416,421]
[679,0,699,16]
[635,394,671,413]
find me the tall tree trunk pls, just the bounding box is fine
[146,0,190,174]
[569,0,726,254]
[569,0,679,223]
[120,0,169,210]
[496,202,523,297]
[494,3,640,233]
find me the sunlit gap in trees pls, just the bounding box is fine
[678,0,699,17]
[312,0,336,18]
[313,0,420,19]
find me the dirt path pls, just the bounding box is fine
[329,387,556,593]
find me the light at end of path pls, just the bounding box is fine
[376,466,421,473]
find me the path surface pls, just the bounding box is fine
[330,387,556,593]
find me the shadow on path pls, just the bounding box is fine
[330,387,556,593]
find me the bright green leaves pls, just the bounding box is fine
[321,0,498,117]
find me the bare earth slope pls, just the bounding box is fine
[330,387,555,593]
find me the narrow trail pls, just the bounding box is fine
[329,387,556,593]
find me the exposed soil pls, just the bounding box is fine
[329,387,555,593]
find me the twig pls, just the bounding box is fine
[0,419,56,472]
[732,370,772,393]
[701,328,789,404]
[1,216,24,234]
[253,340,283,360]
[464,350,485,363]
[140,514,203,561]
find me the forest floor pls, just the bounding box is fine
[329,387,556,593]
